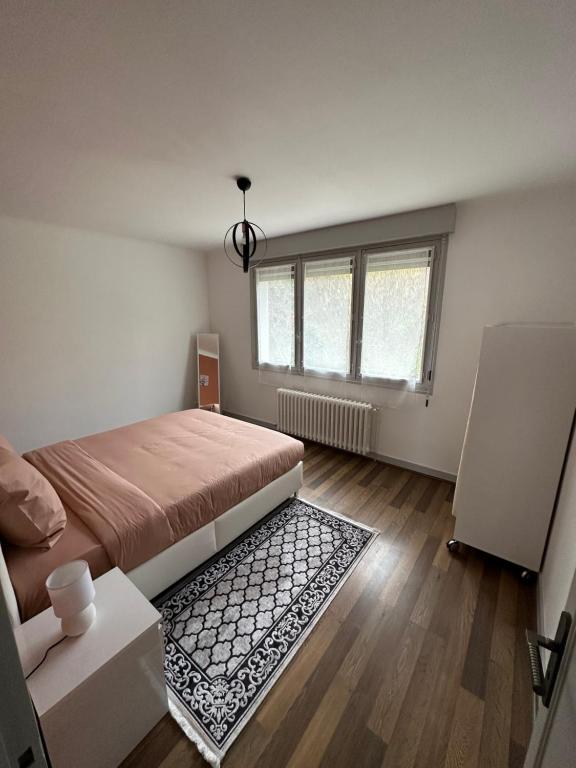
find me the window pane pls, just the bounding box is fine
[256,264,295,367]
[361,249,431,381]
[303,257,353,374]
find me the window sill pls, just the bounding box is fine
[252,363,433,395]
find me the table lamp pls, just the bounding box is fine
[46,560,96,636]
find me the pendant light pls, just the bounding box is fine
[224,177,267,272]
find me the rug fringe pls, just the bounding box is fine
[168,697,221,768]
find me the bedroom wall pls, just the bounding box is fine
[0,215,209,452]
[206,182,576,478]
[540,433,576,640]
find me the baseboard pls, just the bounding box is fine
[367,451,457,483]
[223,410,278,430]
[224,410,457,484]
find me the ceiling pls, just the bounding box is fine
[2,0,576,248]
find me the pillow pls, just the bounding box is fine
[0,433,16,455]
[0,438,66,549]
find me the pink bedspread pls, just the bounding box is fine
[23,410,303,572]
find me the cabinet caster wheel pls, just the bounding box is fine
[520,569,536,583]
[446,539,459,553]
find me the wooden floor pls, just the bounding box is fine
[121,442,536,768]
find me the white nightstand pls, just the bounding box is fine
[15,568,168,768]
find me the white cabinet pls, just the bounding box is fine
[15,568,168,768]
[452,323,576,572]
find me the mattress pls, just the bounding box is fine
[7,409,303,620]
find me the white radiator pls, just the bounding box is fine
[277,389,372,454]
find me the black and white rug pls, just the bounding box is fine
[154,498,377,767]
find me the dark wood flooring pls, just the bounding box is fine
[121,441,536,768]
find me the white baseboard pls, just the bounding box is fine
[367,451,457,483]
[224,410,457,484]
[222,410,278,430]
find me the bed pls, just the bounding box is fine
[0,409,304,626]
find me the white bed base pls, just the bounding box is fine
[1,462,303,628]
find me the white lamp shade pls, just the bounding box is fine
[46,560,95,619]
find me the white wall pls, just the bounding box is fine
[540,434,576,639]
[207,183,576,477]
[0,216,209,452]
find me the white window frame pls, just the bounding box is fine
[251,235,448,394]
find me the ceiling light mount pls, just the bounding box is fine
[236,176,252,193]
[224,176,266,273]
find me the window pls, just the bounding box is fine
[255,263,295,368]
[251,236,446,393]
[303,257,353,374]
[360,248,431,381]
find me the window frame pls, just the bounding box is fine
[300,251,358,380]
[251,234,448,394]
[251,261,298,372]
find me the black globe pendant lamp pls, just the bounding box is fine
[224,177,267,273]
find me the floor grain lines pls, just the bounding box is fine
[461,560,500,699]
[443,687,484,768]
[367,619,427,743]
[121,443,535,768]
[381,629,446,768]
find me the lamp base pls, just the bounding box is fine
[61,603,96,636]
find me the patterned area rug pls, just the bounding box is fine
[154,498,377,767]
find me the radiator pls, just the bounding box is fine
[277,389,372,454]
